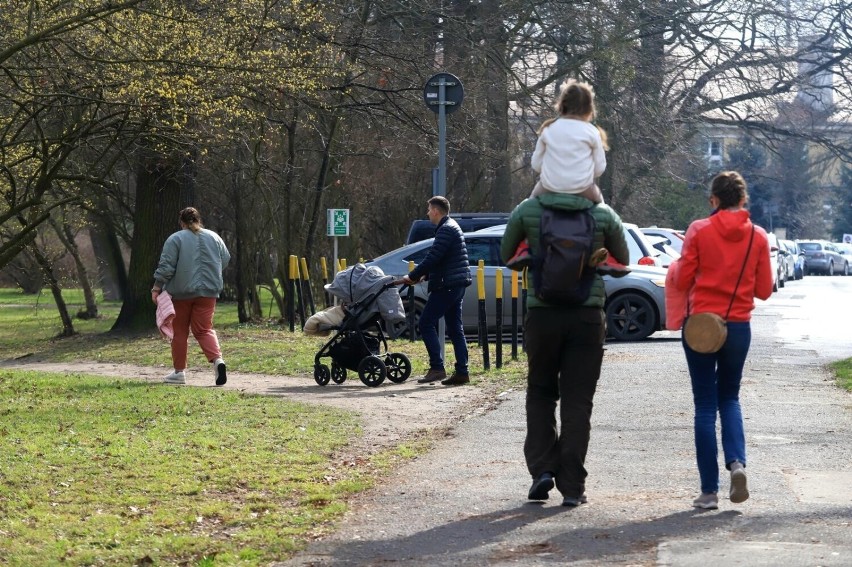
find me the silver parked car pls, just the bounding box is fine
[366,223,667,341]
[834,242,852,271]
[797,240,849,276]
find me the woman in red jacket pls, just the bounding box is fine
[671,171,774,510]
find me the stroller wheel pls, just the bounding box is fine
[385,352,412,383]
[358,356,387,387]
[331,363,347,384]
[314,364,331,386]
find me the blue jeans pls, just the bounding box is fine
[419,287,468,374]
[683,321,750,494]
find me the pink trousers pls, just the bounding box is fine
[171,296,221,370]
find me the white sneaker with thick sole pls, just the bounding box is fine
[164,371,186,385]
[213,358,227,386]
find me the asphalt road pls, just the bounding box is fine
[284,275,852,567]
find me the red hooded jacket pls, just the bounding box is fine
[670,209,773,323]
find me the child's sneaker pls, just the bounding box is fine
[596,255,631,278]
[506,239,533,270]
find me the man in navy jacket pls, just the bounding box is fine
[403,196,472,385]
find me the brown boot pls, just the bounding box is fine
[417,368,446,384]
[441,372,470,386]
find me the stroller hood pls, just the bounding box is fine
[325,263,406,326]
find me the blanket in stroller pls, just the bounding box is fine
[324,263,406,330]
[304,305,346,336]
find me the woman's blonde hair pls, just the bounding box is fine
[538,79,608,150]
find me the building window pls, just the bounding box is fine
[707,140,723,164]
[708,140,722,157]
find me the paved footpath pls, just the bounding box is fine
[283,285,852,566]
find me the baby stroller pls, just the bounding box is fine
[313,263,412,387]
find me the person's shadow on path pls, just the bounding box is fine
[294,505,746,565]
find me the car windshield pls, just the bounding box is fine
[798,242,821,251]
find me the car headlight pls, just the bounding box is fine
[651,279,666,288]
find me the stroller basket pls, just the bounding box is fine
[327,330,380,371]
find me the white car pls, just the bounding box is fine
[641,227,685,255]
[766,232,782,290]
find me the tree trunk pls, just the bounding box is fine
[50,216,99,319]
[112,151,183,333]
[31,246,75,337]
[304,114,340,264]
[87,208,127,301]
[482,0,511,211]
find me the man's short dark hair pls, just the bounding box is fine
[428,196,450,215]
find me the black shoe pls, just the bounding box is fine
[441,372,469,386]
[528,472,555,500]
[214,359,227,386]
[417,368,446,384]
[561,494,588,507]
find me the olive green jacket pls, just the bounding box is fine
[500,193,629,309]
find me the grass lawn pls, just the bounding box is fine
[0,288,525,565]
[830,358,852,392]
[0,370,367,565]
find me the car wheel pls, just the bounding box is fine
[605,292,658,341]
[828,262,834,276]
[778,269,785,288]
[844,262,850,276]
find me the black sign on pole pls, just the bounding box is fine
[423,73,464,197]
[423,72,465,114]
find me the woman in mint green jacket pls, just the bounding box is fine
[151,207,230,386]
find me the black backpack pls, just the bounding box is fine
[532,205,597,304]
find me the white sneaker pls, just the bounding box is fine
[213,358,227,386]
[164,371,186,385]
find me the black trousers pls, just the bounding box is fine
[523,306,605,499]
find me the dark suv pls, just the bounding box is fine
[406,212,509,245]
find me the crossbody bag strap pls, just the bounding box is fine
[724,226,756,320]
[687,225,755,318]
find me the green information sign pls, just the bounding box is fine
[327,209,349,237]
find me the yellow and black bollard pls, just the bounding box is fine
[320,257,331,308]
[510,269,519,360]
[495,267,503,369]
[300,257,316,316]
[288,255,298,331]
[294,256,306,328]
[477,260,490,370]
